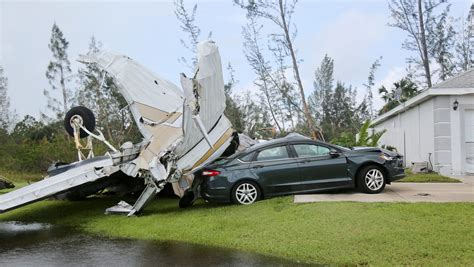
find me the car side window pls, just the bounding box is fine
[256,146,289,161]
[293,144,330,157]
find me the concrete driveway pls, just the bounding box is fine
[294,182,474,203]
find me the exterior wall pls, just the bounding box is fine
[375,94,474,176]
[375,99,435,168]
[433,96,452,175]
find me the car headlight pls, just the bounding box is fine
[380,153,395,161]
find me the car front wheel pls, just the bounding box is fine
[231,181,261,205]
[358,165,386,194]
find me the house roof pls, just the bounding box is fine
[432,69,474,89]
[372,69,474,126]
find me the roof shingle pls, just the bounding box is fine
[432,69,474,89]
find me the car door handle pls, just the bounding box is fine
[301,160,312,163]
[252,165,264,168]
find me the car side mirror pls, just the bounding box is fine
[329,150,340,158]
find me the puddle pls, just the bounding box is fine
[0,221,52,234]
[0,221,307,267]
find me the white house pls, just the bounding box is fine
[372,70,474,176]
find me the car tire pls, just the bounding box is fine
[64,106,96,138]
[358,165,386,194]
[179,190,195,208]
[231,180,261,205]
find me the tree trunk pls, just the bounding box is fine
[59,65,68,114]
[417,0,432,88]
[278,0,317,139]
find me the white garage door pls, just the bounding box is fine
[465,109,474,173]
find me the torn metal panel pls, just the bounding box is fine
[175,41,228,157]
[78,52,185,164]
[237,133,259,151]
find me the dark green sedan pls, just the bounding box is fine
[195,134,405,205]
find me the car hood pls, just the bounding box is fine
[344,147,401,157]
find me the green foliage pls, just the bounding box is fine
[224,63,245,133]
[0,65,12,130]
[310,54,376,142]
[44,23,73,118]
[331,120,386,148]
[239,93,274,139]
[0,115,111,174]
[174,0,204,70]
[318,82,362,141]
[381,144,398,152]
[455,14,473,71]
[330,132,355,148]
[398,169,461,183]
[378,77,419,115]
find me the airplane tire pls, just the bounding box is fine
[64,106,96,138]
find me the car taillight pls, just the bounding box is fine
[202,170,221,177]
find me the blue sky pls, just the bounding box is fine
[1,0,472,119]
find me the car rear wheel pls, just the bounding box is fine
[231,181,261,205]
[358,165,386,194]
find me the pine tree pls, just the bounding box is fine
[455,9,473,72]
[388,0,457,86]
[242,12,284,133]
[0,65,11,130]
[44,23,73,118]
[174,0,212,70]
[430,6,456,81]
[236,0,318,139]
[224,63,245,132]
[361,57,382,119]
[309,54,334,139]
[239,92,273,139]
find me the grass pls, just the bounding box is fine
[0,169,44,184]
[0,169,44,194]
[397,169,461,183]
[0,196,473,265]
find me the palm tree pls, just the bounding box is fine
[378,78,419,115]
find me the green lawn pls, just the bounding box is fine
[1,196,472,265]
[0,169,44,194]
[397,169,461,183]
[0,169,44,184]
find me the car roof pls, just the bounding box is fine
[244,133,329,153]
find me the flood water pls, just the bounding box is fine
[0,221,305,267]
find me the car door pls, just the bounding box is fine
[292,143,351,190]
[249,144,301,196]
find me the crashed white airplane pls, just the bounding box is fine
[0,41,250,216]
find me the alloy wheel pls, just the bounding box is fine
[364,169,384,191]
[235,183,258,205]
